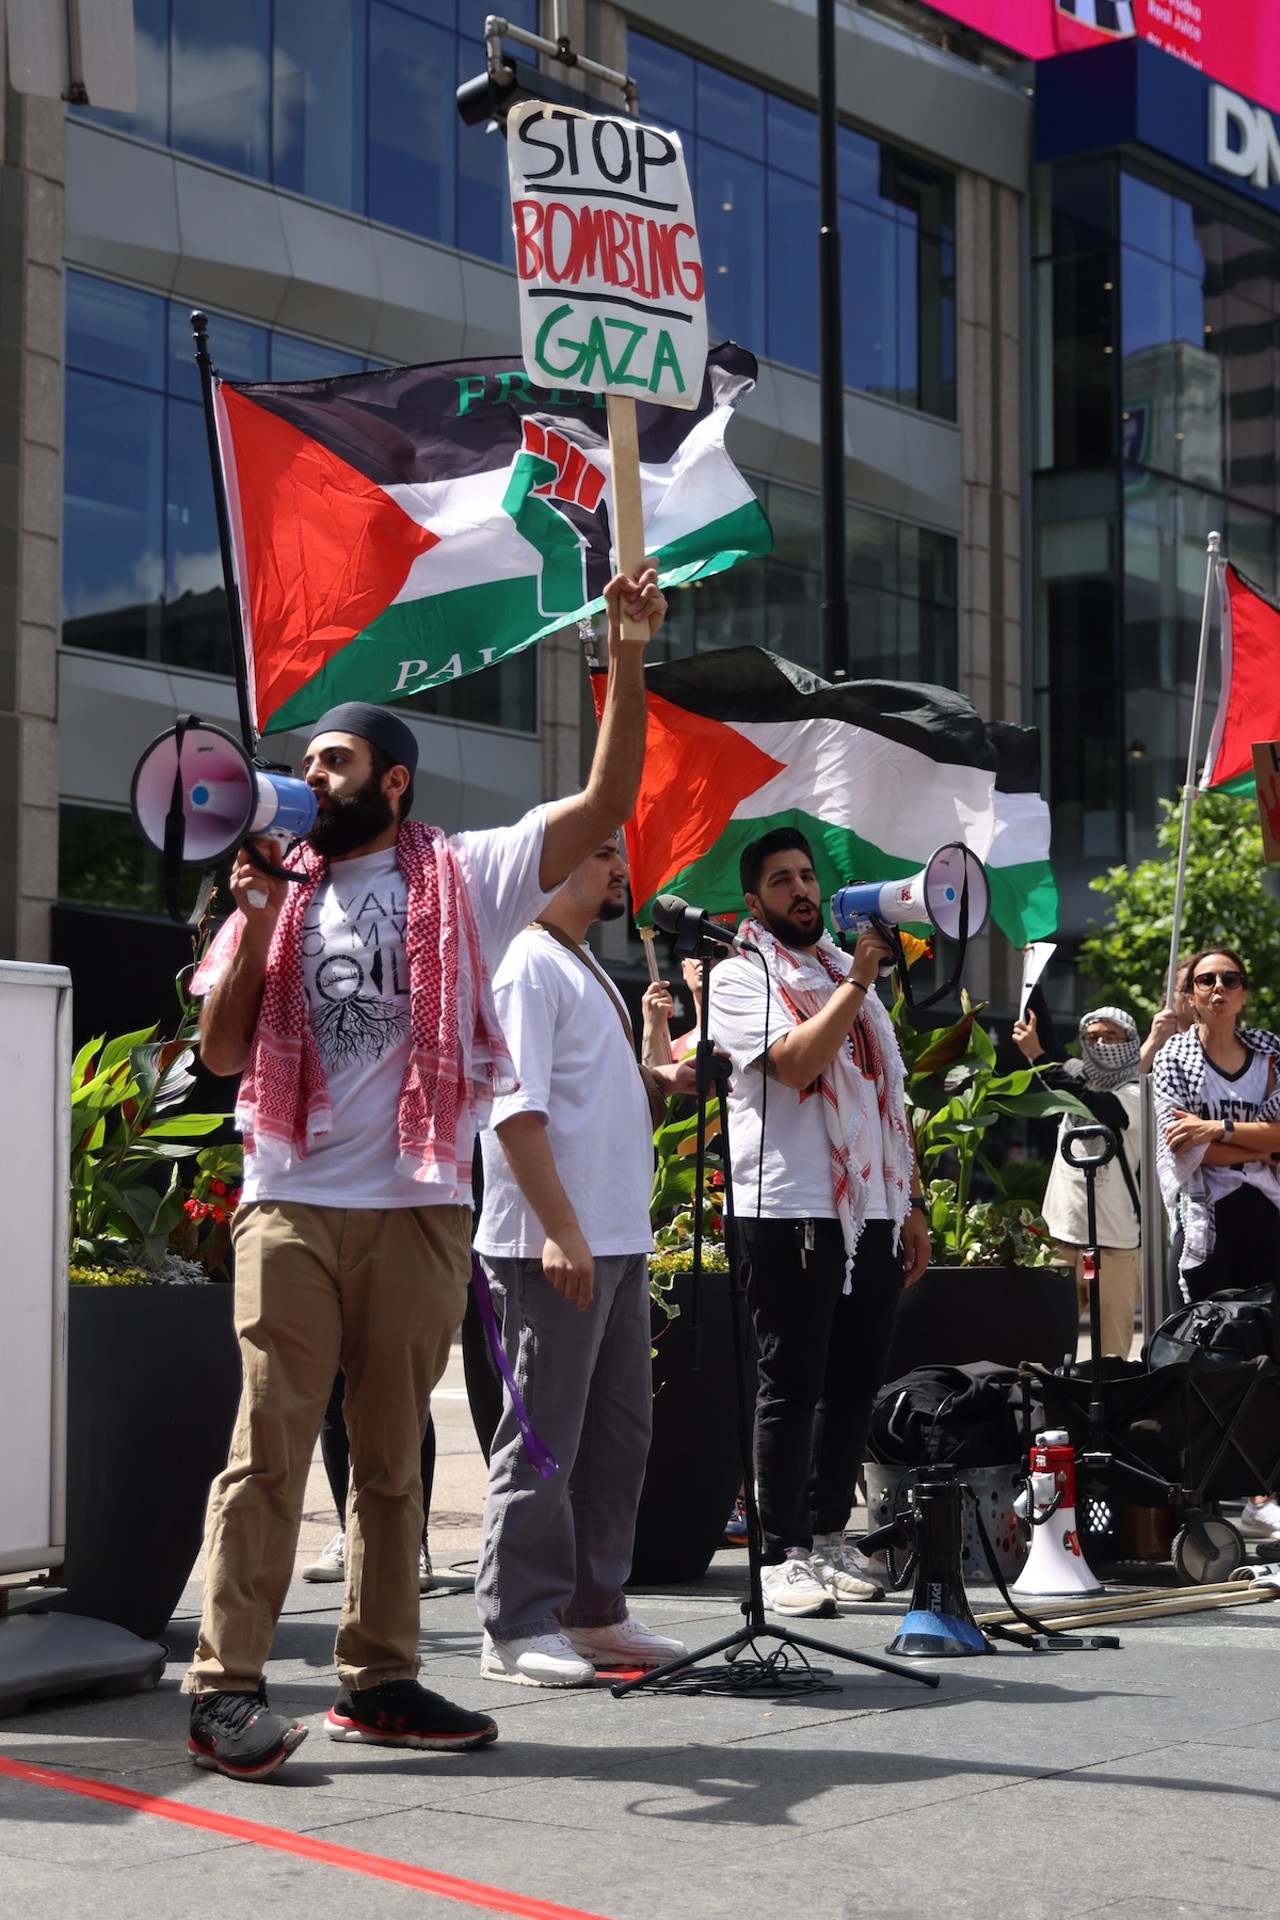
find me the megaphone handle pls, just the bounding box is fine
[244,834,308,889]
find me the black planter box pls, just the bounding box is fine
[52,1285,242,1640]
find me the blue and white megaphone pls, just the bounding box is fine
[131,717,316,917]
[829,843,990,947]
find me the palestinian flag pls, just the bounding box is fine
[605,649,1057,948]
[1202,562,1280,797]
[211,344,771,736]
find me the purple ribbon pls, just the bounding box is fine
[470,1253,559,1479]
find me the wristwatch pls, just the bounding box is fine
[908,1195,927,1213]
[1221,1117,1235,1143]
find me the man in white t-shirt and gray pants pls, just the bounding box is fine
[473,833,694,1685]
[708,827,931,1618]
[183,567,666,1779]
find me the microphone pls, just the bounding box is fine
[651,894,743,954]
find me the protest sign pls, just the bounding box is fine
[506,100,709,640]
[506,101,707,410]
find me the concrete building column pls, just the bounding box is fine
[957,169,1024,1010]
[0,67,63,963]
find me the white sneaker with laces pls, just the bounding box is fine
[419,1545,434,1592]
[564,1616,689,1669]
[759,1553,837,1618]
[479,1630,595,1688]
[810,1533,885,1602]
[1238,1498,1280,1540]
[302,1531,345,1582]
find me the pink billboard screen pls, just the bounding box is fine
[921,1,1280,119]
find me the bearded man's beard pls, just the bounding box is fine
[307,774,395,857]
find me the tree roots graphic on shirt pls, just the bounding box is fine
[312,993,410,1073]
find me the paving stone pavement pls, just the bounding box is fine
[4,1339,1280,1920]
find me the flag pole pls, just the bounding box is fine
[191,311,257,754]
[1165,529,1221,1005]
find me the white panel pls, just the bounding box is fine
[0,963,70,1575]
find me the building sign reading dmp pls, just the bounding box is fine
[1208,84,1280,191]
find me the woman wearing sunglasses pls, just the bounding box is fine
[1152,947,1280,1304]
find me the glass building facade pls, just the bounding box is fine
[1033,155,1280,870]
[61,7,962,827]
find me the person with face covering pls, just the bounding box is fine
[1013,1002,1145,1359]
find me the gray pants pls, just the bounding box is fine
[475,1252,653,1641]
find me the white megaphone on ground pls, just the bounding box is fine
[829,842,990,946]
[131,717,316,916]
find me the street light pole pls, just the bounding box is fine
[818,0,846,683]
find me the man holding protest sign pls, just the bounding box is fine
[182,564,666,1782]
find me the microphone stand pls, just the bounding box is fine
[613,929,938,1699]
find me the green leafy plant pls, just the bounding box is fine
[68,940,241,1284]
[648,1099,729,1323]
[1081,789,1280,1031]
[896,993,1092,1267]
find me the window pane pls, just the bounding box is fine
[455,36,518,268]
[838,125,888,215]
[627,33,695,135]
[164,399,231,675]
[369,4,456,244]
[766,169,817,374]
[1120,172,1173,263]
[171,0,270,177]
[842,200,897,402]
[1047,157,1116,257]
[697,143,766,355]
[1050,253,1117,467]
[274,0,366,210]
[67,273,166,389]
[695,64,764,159]
[63,372,165,659]
[766,94,815,183]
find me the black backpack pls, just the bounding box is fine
[867,1363,1038,1468]
[1145,1285,1280,1371]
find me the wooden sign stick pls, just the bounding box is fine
[607,393,650,643]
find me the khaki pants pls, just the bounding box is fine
[1054,1239,1142,1360]
[184,1199,471,1696]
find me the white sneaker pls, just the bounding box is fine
[564,1616,689,1670]
[760,1553,837,1618]
[302,1531,345,1582]
[479,1630,595,1688]
[810,1533,885,1603]
[1238,1499,1280,1540]
[419,1545,434,1592]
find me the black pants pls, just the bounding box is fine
[736,1216,902,1562]
[1178,1184,1280,1303]
[320,1370,436,1544]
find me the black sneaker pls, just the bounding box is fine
[326,1678,498,1751]
[188,1686,308,1781]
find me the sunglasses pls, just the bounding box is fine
[1193,970,1244,989]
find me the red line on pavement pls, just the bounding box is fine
[0,1752,614,1920]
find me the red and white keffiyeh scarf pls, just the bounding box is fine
[738,921,914,1268]
[192,823,515,1197]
